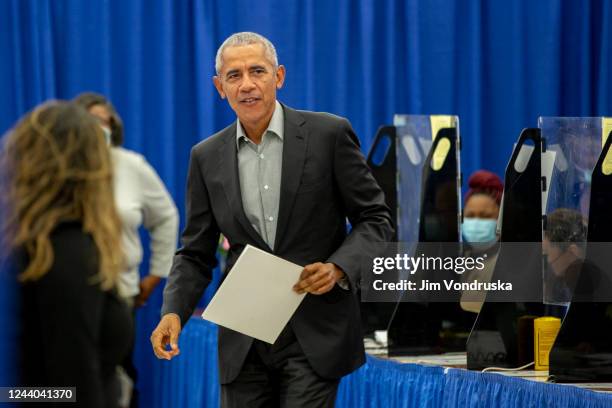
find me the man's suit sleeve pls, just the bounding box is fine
[161,147,220,325]
[327,118,394,290]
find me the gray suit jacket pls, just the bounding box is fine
[162,104,393,383]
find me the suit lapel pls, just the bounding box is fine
[274,106,307,252]
[217,124,272,251]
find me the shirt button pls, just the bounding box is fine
[260,154,265,159]
[268,216,274,222]
[264,185,269,190]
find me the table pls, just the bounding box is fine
[151,318,612,407]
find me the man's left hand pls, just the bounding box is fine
[136,275,162,307]
[293,262,345,295]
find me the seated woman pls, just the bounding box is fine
[460,170,503,313]
[0,101,132,408]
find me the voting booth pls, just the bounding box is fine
[466,127,545,369]
[546,118,612,382]
[467,117,612,374]
[365,115,469,355]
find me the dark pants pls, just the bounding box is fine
[122,299,138,408]
[221,326,340,408]
[104,371,122,408]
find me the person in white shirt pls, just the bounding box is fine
[74,92,179,408]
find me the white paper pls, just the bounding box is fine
[201,245,306,344]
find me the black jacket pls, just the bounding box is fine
[162,104,393,383]
[19,222,132,408]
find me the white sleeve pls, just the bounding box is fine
[137,157,179,278]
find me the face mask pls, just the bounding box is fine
[100,126,112,146]
[462,218,497,243]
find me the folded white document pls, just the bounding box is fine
[202,245,306,344]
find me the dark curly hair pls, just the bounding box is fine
[73,92,124,146]
[545,208,587,252]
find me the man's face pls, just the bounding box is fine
[213,44,285,132]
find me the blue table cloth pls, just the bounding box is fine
[151,318,612,408]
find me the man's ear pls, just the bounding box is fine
[275,65,286,89]
[213,76,226,99]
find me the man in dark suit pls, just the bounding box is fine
[151,32,393,407]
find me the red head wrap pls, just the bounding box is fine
[465,170,503,206]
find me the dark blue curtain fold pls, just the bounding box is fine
[2,0,612,403]
[2,0,612,187]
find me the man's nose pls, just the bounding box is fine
[239,74,256,91]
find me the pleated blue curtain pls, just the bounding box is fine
[1,0,612,404]
[3,1,612,180]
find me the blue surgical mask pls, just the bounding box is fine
[462,218,497,243]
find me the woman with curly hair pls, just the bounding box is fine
[0,101,132,408]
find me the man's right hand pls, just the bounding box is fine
[151,313,182,360]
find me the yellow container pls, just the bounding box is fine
[534,317,561,371]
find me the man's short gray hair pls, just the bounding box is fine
[215,32,278,75]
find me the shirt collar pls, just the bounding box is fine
[236,101,284,148]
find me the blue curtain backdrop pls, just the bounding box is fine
[1,0,612,404]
